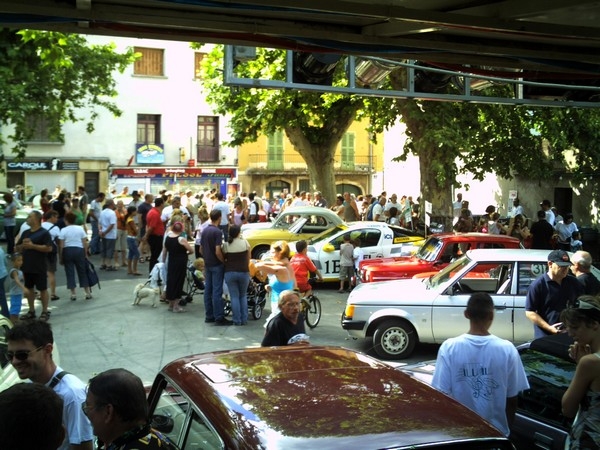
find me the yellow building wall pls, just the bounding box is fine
[237,119,383,171]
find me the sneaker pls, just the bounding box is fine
[204,318,215,323]
[215,318,233,326]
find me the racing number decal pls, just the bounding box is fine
[325,260,341,274]
[530,263,545,277]
[324,255,371,275]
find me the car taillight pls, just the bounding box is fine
[344,304,355,319]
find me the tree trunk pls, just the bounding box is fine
[414,140,454,230]
[397,99,454,230]
[285,126,338,205]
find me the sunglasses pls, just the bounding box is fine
[7,345,44,361]
[81,401,106,417]
[573,299,600,312]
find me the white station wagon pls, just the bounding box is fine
[341,249,598,360]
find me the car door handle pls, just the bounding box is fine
[494,304,507,310]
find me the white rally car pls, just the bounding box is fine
[293,222,425,282]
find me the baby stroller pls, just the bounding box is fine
[182,262,205,304]
[223,260,268,320]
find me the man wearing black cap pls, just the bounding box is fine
[525,249,584,338]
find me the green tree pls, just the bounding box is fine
[369,71,600,224]
[0,29,135,159]
[200,46,600,224]
[199,46,367,205]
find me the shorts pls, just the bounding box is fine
[339,266,353,281]
[24,272,48,291]
[297,282,312,293]
[101,238,116,259]
[9,294,23,316]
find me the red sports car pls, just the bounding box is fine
[358,232,522,283]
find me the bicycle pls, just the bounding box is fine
[299,278,322,329]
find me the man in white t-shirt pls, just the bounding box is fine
[99,199,118,270]
[452,193,463,225]
[384,194,401,218]
[432,292,529,437]
[372,196,386,222]
[211,192,231,240]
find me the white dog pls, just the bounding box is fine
[133,284,159,308]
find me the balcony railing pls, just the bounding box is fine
[246,154,376,172]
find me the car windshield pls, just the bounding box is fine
[307,225,347,244]
[416,237,443,262]
[272,213,296,229]
[427,256,471,289]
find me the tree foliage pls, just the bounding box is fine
[198,45,600,221]
[198,46,368,204]
[0,29,135,159]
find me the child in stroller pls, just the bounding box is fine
[182,258,205,304]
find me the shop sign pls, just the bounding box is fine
[136,144,165,164]
[7,161,50,170]
[113,167,235,179]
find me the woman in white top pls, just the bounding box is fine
[230,198,246,227]
[59,211,92,301]
[555,213,579,252]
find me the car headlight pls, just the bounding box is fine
[344,304,355,319]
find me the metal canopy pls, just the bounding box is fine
[1,0,600,103]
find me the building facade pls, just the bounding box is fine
[2,38,238,199]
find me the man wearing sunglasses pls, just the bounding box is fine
[525,249,584,339]
[84,368,178,449]
[7,320,93,450]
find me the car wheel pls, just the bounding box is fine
[252,246,270,260]
[252,303,263,320]
[372,319,417,360]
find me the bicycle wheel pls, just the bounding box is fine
[303,295,322,329]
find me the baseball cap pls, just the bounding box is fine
[540,199,551,206]
[548,249,572,266]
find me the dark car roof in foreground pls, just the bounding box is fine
[159,345,507,449]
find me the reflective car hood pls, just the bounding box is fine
[348,278,436,304]
[161,346,504,449]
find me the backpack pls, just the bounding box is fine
[248,200,261,223]
[49,224,59,255]
[366,203,375,221]
[85,259,101,290]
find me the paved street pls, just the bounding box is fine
[37,255,439,385]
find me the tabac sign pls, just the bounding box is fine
[136,144,165,164]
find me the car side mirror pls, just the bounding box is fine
[323,243,335,253]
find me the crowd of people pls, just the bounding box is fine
[452,193,584,252]
[5,185,600,449]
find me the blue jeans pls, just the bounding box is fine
[204,264,225,321]
[224,271,250,324]
[90,220,100,254]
